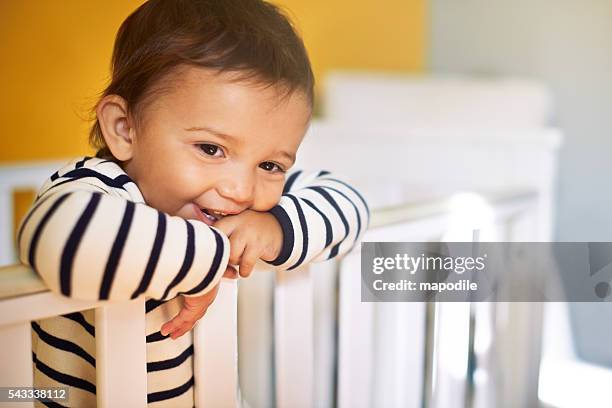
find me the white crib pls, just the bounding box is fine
[0,165,544,408]
[0,75,562,407]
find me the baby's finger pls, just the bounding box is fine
[170,324,192,340]
[161,306,197,335]
[169,307,210,339]
[239,245,259,278]
[228,235,246,265]
[161,320,176,337]
[213,216,239,237]
[223,265,239,279]
[161,314,187,336]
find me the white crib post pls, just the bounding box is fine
[274,266,314,408]
[95,298,147,408]
[193,279,239,408]
[0,182,15,265]
[337,250,375,408]
[0,161,66,266]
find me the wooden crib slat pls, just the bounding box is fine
[95,298,147,408]
[336,251,374,408]
[274,266,314,408]
[193,279,239,408]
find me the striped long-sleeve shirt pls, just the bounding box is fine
[17,156,369,407]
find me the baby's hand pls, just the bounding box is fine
[214,209,283,278]
[161,265,238,339]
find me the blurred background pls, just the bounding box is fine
[1,1,612,407]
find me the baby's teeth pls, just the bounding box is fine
[201,209,216,221]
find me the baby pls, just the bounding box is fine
[17,0,369,406]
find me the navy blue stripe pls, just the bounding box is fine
[318,170,331,177]
[75,156,92,168]
[61,312,95,337]
[27,193,72,270]
[308,186,349,259]
[146,298,167,313]
[32,322,95,367]
[37,398,68,408]
[61,168,133,188]
[147,345,194,372]
[147,376,194,403]
[46,178,88,193]
[282,170,302,194]
[50,171,60,181]
[161,220,195,300]
[146,331,170,343]
[47,169,133,193]
[182,228,225,295]
[324,186,362,240]
[32,352,96,394]
[267,205,294,266]
[60,193,101,296]
[17,193,55,245]
[99,201,135,299]
[286,195,309,271]
[303,198,333,248]
[131,211,166,299]
[319,177,370,217]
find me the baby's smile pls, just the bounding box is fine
[191,203,233,226]
[201,208,228,221]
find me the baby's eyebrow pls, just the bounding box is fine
[184,125,238,142]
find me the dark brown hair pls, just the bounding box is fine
[90,0,314,160]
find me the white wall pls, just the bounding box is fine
[430,0,612,241]
[430,0,612,369]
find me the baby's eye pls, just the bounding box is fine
[198,143,224,157]
[260,161,285,173]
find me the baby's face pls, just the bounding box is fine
[123,67,311,225]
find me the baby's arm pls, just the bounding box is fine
[267,169,370,269]
[162,169,368,338]
[17,183,231,302]
[215,169,369,274]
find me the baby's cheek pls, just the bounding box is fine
[253,182,284,211]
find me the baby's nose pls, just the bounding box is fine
[217,177,254,207]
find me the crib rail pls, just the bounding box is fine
[0,264,148,407]
[0,265,237,408]
[0,189,539,407]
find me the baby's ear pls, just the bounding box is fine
[96,95,135,161]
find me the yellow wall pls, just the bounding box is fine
[0,0,424,163]
[0,0,146,163]
[277,0,425,90]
